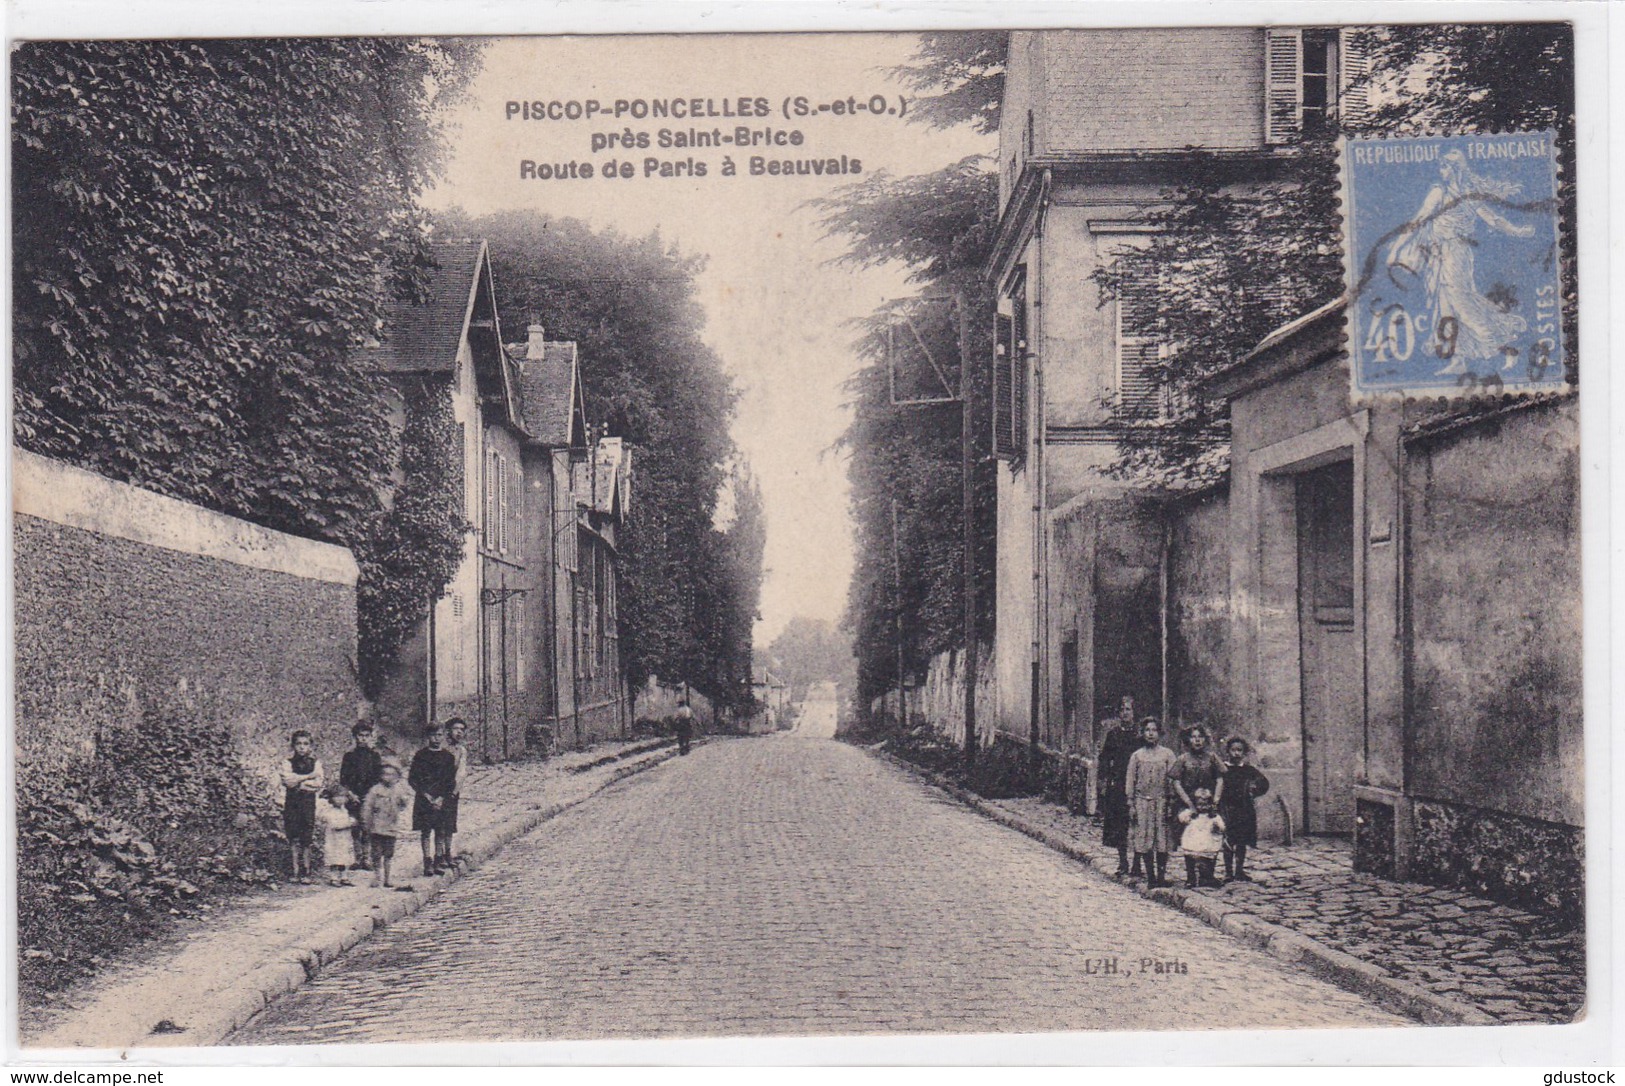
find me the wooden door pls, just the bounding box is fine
[1296,460,1359,834]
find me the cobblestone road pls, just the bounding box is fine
[229,736,1403,1042]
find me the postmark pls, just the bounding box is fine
[1343,132,1564,399]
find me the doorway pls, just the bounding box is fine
[1296,459,1359,834]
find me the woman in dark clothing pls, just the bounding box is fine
[1096,700,1139,878]
[1219,736,1271,882]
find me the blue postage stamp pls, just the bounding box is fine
[1343,132,1564,399]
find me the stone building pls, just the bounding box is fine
[371,240,631,759]
[985,26,1368,757]
[970,27,1580,915]
[1188,302,1580,916]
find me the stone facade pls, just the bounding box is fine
[13,448,361,782]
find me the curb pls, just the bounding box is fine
[868,747,1496,1028]
[141,743,686,1048]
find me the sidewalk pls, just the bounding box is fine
[21,737,686,1051]
[875,750,1585,1026]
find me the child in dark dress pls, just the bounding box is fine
[1219,736,1271,882]
[279,730,325,884]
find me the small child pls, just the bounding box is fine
[318,787,356,886]
[1178,788,1226,889]
[361,760,414,890]
[1219,736,1271,882]
[279,730,325,884]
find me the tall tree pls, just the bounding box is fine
[12,39,481,546]
[696,468,767,712]
[435,210,745,701]
[813,32,1007,709]
[764,617,855,703]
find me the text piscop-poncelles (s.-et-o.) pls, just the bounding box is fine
[503,92,911,182]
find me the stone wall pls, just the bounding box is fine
[1165,485,1234,733]
[1404,400,1582,829]
[13,448,361,786]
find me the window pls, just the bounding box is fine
[992,269,1030,461]
[1264,27,1368,144]
[483,449,497,549]
[511,458,523,562]
[497,452,509,555]
[1116,277,1166,420]
[514,598,526,691]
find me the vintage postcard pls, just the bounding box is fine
[7,1,1608,1066]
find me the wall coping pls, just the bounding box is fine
[12,447,359,586]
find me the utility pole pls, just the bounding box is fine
[889,497,906,731]
[887,288,980,767]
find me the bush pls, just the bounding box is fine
[17,698,284,1001]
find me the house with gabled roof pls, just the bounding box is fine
[367,240,631,760]
[507,324,633,749]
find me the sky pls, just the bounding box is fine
[422,34,992,646]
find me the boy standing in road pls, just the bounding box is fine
[408,724,458,876]
[339,720,383,869]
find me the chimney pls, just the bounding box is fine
[527,323,546,361]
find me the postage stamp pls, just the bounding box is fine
[1343,132,1565,399]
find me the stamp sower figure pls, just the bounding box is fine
[1177,788,1226,889]
[1219,736,1270,883]
[443,717,469,867]
[1125,717,1176,889]
[409,723,458,876]
[279,729,325,885]
[318,787,356,886]
[361,759,412,890]
[674,698,695,756]
[1096,697,1139,880]
[339,719,383,870]
[1386,149,1535,374]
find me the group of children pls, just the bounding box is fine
[1098,704,1271,891]
[278,718,471,891]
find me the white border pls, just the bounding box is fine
[3,0,1615,1069]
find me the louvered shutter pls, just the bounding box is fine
[1010,284,1029,456]
[1117,279,1163,419]
[1264,28,1303,145]
[992,312,1016,459]
[1337,27,1370,129]
[498,453,509,554]
[484,449,497,550]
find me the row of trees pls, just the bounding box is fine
[825,24,1577,713]
[13,39,761,713]
[816,35,1005,710]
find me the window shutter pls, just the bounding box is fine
[1264,28,1303,145]
[1337,27,1370,129]
[1118,340,1163,419]
[514,599,525,689]
[1117,279,1164,419]
[992,312,1016,459]
[1010,283,1029,457]
[498,453,509,554]
[484,449,497,550]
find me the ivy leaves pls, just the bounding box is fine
[12,38,481,547]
